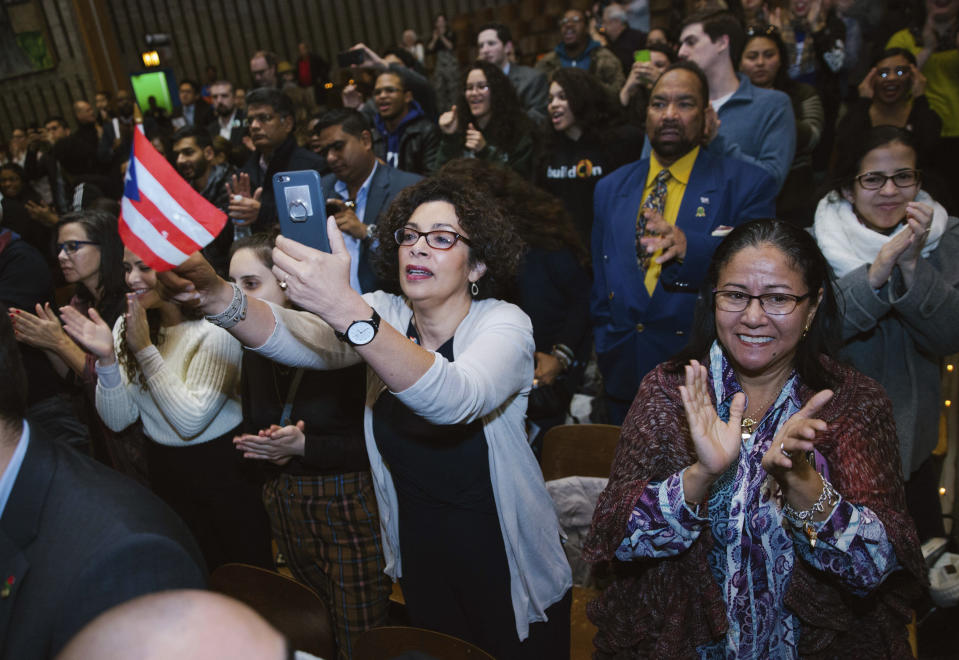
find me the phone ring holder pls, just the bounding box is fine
[289,199,309,220]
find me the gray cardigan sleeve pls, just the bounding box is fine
[887,256,959,355]
[836,264,891,341]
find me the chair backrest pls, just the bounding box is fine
[208,563,335,660]
[539,423,620,482]
[353,626,495,660]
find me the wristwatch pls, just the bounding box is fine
[335,309,381,346]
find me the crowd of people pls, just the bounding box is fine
[0,1,956,658]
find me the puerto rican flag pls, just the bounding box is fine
[119,127,226,270]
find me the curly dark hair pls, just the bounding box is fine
[547,68,626,144]
[670,219,841,391]
[56,210,126,326]
[437,158,588,267]
[373,174,525,300]
[454,60,532,149]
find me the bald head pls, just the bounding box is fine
[56,590,288,660]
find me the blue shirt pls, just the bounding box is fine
[334,161,378,293]
[0,421,30,518]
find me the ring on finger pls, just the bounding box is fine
[279,280,288,290]
[780,442,791,458]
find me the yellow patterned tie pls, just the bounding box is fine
[635,168,671,274]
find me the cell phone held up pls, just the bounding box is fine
[337,50,365,68]
[273,170,330,252]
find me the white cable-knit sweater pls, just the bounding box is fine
[95,318,243,446]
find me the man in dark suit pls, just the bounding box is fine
[172,79,214,129]
[314,108,422,293]
[232,87,325,234]
[205,80,248,147]
[591,62,777,423]
[477,23,549,124]
[0,310,206,660]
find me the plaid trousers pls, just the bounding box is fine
[262,470,390,660]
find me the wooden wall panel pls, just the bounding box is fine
[0,0,509,139]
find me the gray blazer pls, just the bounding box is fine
[508,64,548,125]
[825,216,959,475]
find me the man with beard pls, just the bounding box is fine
[370,71,440,175]
[590,62,776,424]
[205,80,247,147]
[172,126,235,274]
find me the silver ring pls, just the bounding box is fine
[279,280,288,290]
[780,442,791,458]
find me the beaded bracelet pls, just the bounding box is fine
[204,282,248,329]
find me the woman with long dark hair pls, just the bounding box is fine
[60,247,272,571]
[538,66,643,243]
[435,60,538,179]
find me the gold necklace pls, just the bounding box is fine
[740,386,784,435]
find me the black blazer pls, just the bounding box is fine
[321,163,422,292]
[0,428,206,659]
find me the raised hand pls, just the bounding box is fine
[762,389,833,490]
[123,292,152,353]
[857,67,877,99]
[680,360,745,480]
[438,106,458,134]
[60,306,116,364]
[909,63,927,97]
[640,208,688,264]
[9,303,69,351]
[867,226,914,289]
[270,217,362,329]
[155,251,233,314]
[897,201,934,285]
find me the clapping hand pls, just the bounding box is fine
[9,303,68,351]
[226,173,262,224]
[681,360,745,480]
[123,292,152,353]
[438,106,458,135]
[761,389,832,480]
[60,305,117,365]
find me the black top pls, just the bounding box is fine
[240,351,369,476]
[371,323,495,513]
[538,125,644,245]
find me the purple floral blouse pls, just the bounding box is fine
[615,343,901,659]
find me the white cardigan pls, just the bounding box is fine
[95,318,243,446]
[254,291,573,640]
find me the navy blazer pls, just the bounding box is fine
[321,163,422,293]
[0,429,206,659]
[591,148,777,401]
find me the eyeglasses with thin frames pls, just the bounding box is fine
[855,169,920,190]
[394,227,472,250]
[57,240,99,255]
[713,290,811,315]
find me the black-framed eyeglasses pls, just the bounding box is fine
[394,227,472,250]
[855,169,920,190]
[745,24,779,37]
[713,290,810,315]
[57,240,99,255]
[877,66,909,79]
[247,112,276,124]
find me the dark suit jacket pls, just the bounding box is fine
[590,148,777,401]
[206,109,248,147]
[508,64,548,125]
[0,428,206,659]
[241,136,326,233]
[321,164,422,292]
[172,100,214,128]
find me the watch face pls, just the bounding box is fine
[347,320,376,345]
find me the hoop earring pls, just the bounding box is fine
[470,281,479,297]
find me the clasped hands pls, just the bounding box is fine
[234,420,306,466]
